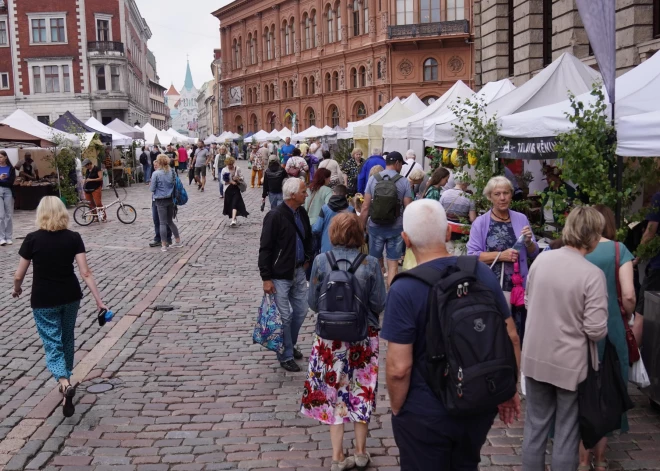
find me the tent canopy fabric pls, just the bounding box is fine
[166,127,196,144]
[52,111,113,145]
[353,101,418,142]
[251,130,271,141]
[617,111,660,157]
[1,109,80,146]
[0,123,55,147]
[107,119,145,140]
[140,123,173,146]
[431,53,601,147]
[85,117,133,146]
[401,93,427,114]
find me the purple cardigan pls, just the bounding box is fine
[466,210,539,287]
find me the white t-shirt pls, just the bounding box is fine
[400,158,423,178]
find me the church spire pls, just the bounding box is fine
[183,59,195,91]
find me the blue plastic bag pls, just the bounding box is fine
[252,295,284,354]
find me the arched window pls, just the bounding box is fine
[355,101,367,120]
[265,27,272,60]
[377,61,382,79]
[304,14,311,49]
[270,84,275,100]
[310,76,316,94]
[327,6,335,43]
[359,66,366,87]
[351,68,357,88]
[289,80,294,97]
[424,58,438,81]
[237,36,242,68]
[333,71,339,90]
[307,108,316,127]
[268,112,276,131]
[289,19,295,54]
[247,34,251,65]
[235,116,244,134]
[284,20,291,55]
[247,88,252,104]
[353,0,360,36]
[336,2,342,41]
[329,105,340,127]
[248,33,255,65]
[283,80,288,99]
[364,2,369,34]
[326,73,332,92]
[422,95,439,105]
[265,85,269,102]
[312,10,318,47]
[303,77,308,96]
[252,114,258,133]
[233,39,238,68]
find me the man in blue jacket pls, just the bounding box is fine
[356,148,386,194]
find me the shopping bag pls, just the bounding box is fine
[630,353,651,388]
[252,295,284,354]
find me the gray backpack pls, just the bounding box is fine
[370,173,403,225]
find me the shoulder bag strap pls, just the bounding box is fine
[615,242,627,321]
[405,162,415,178]
[325,251,339,271]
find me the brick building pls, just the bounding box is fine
[0,0,152,126]
[212,0,474,133]
[147,49,170,130]
[475,0,660,88]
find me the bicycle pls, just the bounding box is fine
[74,184,137,226]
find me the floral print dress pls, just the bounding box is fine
[341,158,363,195]
[486,219,517,291]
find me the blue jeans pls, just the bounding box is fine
[272,267,309,362]
[0,186,13,241]
[219,180,224,197]
[269,192,283,209]
[33,301,80,380]
[152,200,172,243]
[145,165,152,183]
[368,224,405,260]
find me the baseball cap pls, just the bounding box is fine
[385,151,404,164]
[82,158,92,166]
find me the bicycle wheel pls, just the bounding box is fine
[117,203,137,224]
[73,204,95,226]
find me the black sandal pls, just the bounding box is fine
[59,383,76,417]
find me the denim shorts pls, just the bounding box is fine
[368,224,404,261]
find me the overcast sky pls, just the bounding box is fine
[137,0,232,91]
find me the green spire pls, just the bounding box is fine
[183,60,195,90]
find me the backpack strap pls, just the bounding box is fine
[374,173,384,182]
[456,256,479,275]
[392,264,446,287]
[348,253,367,274]
[391,174,404,184]
[325,251,339,271]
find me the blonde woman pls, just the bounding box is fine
[215,145,228,198]
[221,156,249,227]
[341,148,364,195]
[150,155,183,252]
[12,196,106,418]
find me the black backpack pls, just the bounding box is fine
[393,257,517,416]
[370,173,403,225]
[316,252,369,343]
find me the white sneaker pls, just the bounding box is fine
[0,239,6,246]
[171,241,184,248]
[5,240,12,245]
[161,246,168,252]
[230,219,237,227]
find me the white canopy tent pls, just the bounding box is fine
[204,135,217,145]
[292,125,321,142]
[252,130,272,141]
[337,98,403,140]
[430,53,601,147]
[140,123,173,147]
[107,119,145,140]
[276,127,293,141]
[1,109,80,146]
[166,128,196,144]
[85,117,133,146]
[265,129,283,141]
[353,100,421,155]
[401,93,427,114]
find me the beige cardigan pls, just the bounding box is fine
[522,247,608,391]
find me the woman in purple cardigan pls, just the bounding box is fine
[467,176,539,340]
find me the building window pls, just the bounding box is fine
[289,80,294,97]
[327,7,335,43]
[111,66,120,91]
[326,72,331,92]
[310,76,316,94]
[97,19,110,41]
[543,0,552,65]
[283,80,288,98]
[364,2,369,33]
[50,18,66,42]
[249,34,255,64]
[266,28,272,60]
[32,19,47,43]
[304,15,311,50]
[285,20,291,55]
[421,0,441,23]
[265,85,270,101]
[423,58,438,81]
[37,116,49,125]
[355,102,367,120]
[312,11,318,47]
[445,0,464,21]
[63,65,70,92]
[0,73,9,90]
[353,0,360,36]
[333,71,339,90]
[268,113,276,131]
[359,66,366,86]
[336,3,342,41]
[271,84,275,100]
[330,105,340,127]
[396,0,413,25]
[288,21,295,55]
[308,108,316,127]
[252,115,258,132]
[44,65,60,93]
[377,61,382,79]
[247,89,252,104]
[422,95,439,105]
[97,65,106,91]
[303,77,308,96]
[32,66,42,93]
[0,20,8,46]
[351,68,357,88]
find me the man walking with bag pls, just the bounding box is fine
[258,178,313,372]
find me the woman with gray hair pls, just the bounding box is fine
[467,175,539,340]
[439,172,476,222]
[522,206,609,471]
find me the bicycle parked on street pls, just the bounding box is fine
[74,184,137,226]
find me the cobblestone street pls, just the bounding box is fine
[1,163,660,471]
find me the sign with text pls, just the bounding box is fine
[499,137,558,160]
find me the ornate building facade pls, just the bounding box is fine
[212,0,474,133]
[165,61,200,138]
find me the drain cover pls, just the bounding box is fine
[154,305,174,311]
[87,383,114,394]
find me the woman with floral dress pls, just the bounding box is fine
[341,148,364,196]
[303,213,386,471]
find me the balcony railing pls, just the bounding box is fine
[388,20,469,39]
[88,41,125,54]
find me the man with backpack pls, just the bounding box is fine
[359,151,412,287]
[382,199,522,470]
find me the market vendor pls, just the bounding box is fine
[15,153,40,181]
[539,164,578,232]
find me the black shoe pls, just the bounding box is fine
[293,347,303,360]
[149,241,161,247]
[280,360,301,372]
[59,384,76,418]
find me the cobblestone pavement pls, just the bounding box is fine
[1,162,660,470]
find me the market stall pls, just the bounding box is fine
[85,117,133,147]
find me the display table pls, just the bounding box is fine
[13,184,57,210]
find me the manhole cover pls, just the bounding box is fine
[87,383,114,394]
[154,305,174,311]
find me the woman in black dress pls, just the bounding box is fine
[220,157,249,227]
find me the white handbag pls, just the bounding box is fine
[630,352,651,388]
